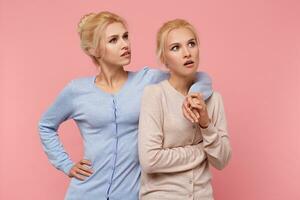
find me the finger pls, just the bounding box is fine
[192,98,201,105]
[182,105,195,123]
[191,108,200,119]
[189,93,204,103]
[191,104,203,110]
[78,164,94,174]
[80,159,92,166]
[73,173,85,181]
[187,93,199,98]
[75,168,92,177]
[197,93,203,99]
[69,170,85,180]
[183,98,199,122]
[183,97,191,111]
[186,106,198,123]
[187,96,198,108]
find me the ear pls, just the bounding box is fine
[162,59,170,68]
[160,55,167,67]
[87,48,96,56]
[88,48,101,59]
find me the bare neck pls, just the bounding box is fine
[168,73,196,96]
[95,63,128,89]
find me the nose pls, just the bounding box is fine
[121,38,129,50]
[182,46,191,58]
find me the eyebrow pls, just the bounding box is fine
[108,32,128,39]
[168,42,180,48]
[187,38,196,42]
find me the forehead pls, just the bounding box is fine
[104,22,127,37]
[166,27,195,44]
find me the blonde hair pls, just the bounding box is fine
[156,19,199,64]
[77,11,127,66]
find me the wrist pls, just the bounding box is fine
[199,119,211,129]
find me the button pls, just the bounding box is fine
[188,193,193,198]
[192,125,196,129]
[189,179,193,184]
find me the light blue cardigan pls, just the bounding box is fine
[38,67,213,200]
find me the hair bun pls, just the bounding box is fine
[77,13,96,35]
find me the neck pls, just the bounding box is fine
[96,63,127,88]
[168,73,196,96]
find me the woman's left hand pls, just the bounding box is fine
[182,93,210,128]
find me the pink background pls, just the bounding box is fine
[1,0,300,199]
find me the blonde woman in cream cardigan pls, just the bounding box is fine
[138,19,232,200]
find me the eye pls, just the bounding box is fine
[171,45,179,51]
[123,33,129,40]
[188,41,196,48]
[109,37,118,43]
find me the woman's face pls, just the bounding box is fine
[164,27,199,77]
[98,22,131,67]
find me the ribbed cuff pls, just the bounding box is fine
[200,123,215,136]
[61,161,75,176]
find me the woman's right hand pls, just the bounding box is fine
[68,159,94,181]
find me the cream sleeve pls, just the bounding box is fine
[138,85,207,174]
[200,92,232,170]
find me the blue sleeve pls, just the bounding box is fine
[189,71,213,101]
[143,66,213,100]
[38,81,75,175]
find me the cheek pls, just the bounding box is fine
[104,46,120,60]
[127,40,131,48]
[192,48,199,58]
[166,53,181,66]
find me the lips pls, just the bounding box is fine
[184,60,194,66]
[121,51,131,57]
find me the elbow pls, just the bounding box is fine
[139,156,158,174]
[210,150,232,170]
[38,119,48,136]
[212,160,227,170]
[140,163,157,174]
[139,150,160,174]
[38,118,57,140]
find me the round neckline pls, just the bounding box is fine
[92,71,133,97]
[163,80,186,99]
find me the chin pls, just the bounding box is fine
[180,70,197,79]
[118,59,131,67]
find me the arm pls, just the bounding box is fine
[38,81,75,175]
[138,86,207,174]
[145,66,213,100]
[200,93,232,170]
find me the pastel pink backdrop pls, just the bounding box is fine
[1,0,299,199]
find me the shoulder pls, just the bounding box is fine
[70,76,94,87]
[134,66,166,78]
[67,76,95,93]
[143,83,163,96]
[206,91,225,109]
[142,82,165,103]
[207,91,222,101]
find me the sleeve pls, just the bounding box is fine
[144,66,213,100]
[200,93,232,170]
[38,81,75,175]
[138,86,207,174]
